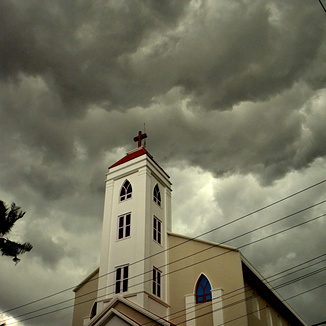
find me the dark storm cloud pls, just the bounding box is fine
[0,1,325,326]
[138,83,325,185]
[0,0,190,111]
[27,226,67,268]
[116,0,325,110]
[1,0,324,114]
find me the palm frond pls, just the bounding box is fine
[0,238,33,257]
[0,201,25,236]
[0,200,32,263]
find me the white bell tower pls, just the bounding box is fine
[97,131,172,317]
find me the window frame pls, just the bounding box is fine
[120,180,132,202]
[117,213,131,240]
[152,267,162,298]
[153,216,162,245]
[195,274,212,304]
[115,264,129,294]
[153,184,161,207]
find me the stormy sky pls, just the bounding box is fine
[0,1,325,325]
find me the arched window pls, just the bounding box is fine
[195,274,212,303]
[120,180,132,201]
[90,301,97,319]
[153,184,161,206]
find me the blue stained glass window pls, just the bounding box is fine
[197,286,204,295]
[196,275,212,303]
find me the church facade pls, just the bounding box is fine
[71,132,307,326]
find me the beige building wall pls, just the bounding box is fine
[72,269,99,326]
[167,233,248,326]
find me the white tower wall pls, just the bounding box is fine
[97,150,171,316]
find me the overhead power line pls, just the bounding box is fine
[4,202,325,323]
[319,0,326,14]
[159,266,326,326]
[147,282,326,326]
[179,283,326,326]
[4,252,326,326]
[3,178,325,320]
[1,180,325,326]
[265,253,326,280]
[2,207,325,325]
[2,186,326,324]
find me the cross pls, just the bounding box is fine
[133,130,147,147]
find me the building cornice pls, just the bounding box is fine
[167,232,239,252]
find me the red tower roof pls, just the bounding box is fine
[108,146,170,179]
[108,131,169,178]
[108,147,148,169]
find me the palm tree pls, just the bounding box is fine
[0,200,33,264]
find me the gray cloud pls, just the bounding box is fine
[0,0,190,111]
[0,1,325,325]
[2,1,324,113]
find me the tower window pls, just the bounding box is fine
[152,267,161,298]
[195,274,212,303]
[153,216,162,244]
[117,213,131,239]
[120,180,132,201]
[115,265,129,294]
[153,184,161,206]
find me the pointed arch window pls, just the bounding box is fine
[153,184,161,206]
[90,301,97,319]
[195,274,212,303]
[120,180,132,201]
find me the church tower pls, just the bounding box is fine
[72,131,308,326]
[97,131,172,317]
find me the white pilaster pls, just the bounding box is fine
[211,288,224,326]
[185,294,196,326]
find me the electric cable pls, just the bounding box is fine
[169,283,326,326]
[2,199,325,323]
[2,209,325,325]
[184,284,326,326]
[265,253,326,280]
[3,179,325,318]
[5,201,324,323]
[319,0,326,14]
[4,252,326,326]
[311,321,326,326]
[160,263,326,326]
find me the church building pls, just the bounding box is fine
[71,131,307,326]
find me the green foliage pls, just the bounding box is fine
[0,200,33,264]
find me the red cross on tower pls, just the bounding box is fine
[133,130,147,147]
